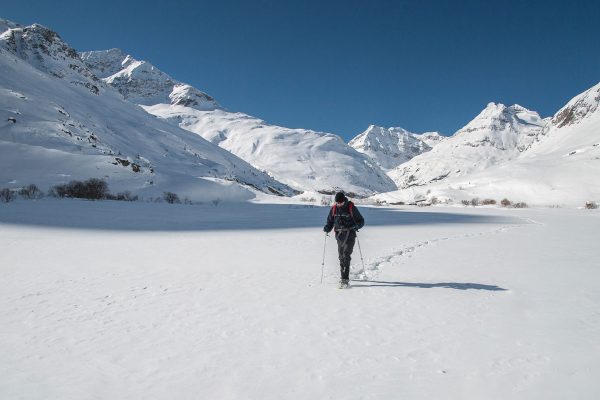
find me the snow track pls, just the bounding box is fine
[1,201,599,399]
[352,216,535,281]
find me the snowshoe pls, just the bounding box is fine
[338,279,350,289]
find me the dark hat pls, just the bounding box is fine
[334,192,346,203]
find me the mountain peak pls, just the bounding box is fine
[0,18,21,33]
[349,125,434,171]
[81,49,220,110]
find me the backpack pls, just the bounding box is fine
[332,201,354,217]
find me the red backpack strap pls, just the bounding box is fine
[348,201,354,217]
[332,204,337,216]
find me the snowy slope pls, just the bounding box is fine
[387,103,547,188]
[1,200,599,399]
[374,83,600,206]
[348,125,445,170]
[83,51,397,196]
[0,20,295,200]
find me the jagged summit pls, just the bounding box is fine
[81,49,221,110]
[349,125,442,171]
[0,18,20,32]
[0,22,102,96]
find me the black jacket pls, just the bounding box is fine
[323,200,365,234]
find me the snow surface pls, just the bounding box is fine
[1,198,599,399]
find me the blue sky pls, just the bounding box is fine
[3,0,600,140]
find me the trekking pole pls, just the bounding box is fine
[356,233,367,281]
[321,233,328,284]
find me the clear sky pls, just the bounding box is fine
[3,0,600,140]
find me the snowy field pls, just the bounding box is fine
[1,199,599,399]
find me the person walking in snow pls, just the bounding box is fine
[323,192,365,288]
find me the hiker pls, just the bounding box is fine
[323,192,365,288]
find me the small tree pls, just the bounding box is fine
[482,199,496,205]
[513,202,528,208]
[0,188,16,203]
[585,201,598,209]
[461,200,470,206]
[163,192,181,204]
[500,198,512,207]
[470,198,480,207]
[19,184,43,199]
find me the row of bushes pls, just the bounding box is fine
[1,180,138,203]
[461,198,528,208]
[0,180,223,206]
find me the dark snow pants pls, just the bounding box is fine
[336,230,356,280]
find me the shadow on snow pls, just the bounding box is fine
[350,280,508,291]
[0,199,525,231]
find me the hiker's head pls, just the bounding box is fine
[335,192,346,204]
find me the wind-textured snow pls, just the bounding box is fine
[1,199,599,399]
[83,50,397,196]
[0,20,295,200]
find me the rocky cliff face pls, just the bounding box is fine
[81,49,220,110]
[1,22,102,95]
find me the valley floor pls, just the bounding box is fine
[0,200,599,399]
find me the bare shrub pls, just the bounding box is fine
[513,202,528,208]
[163,192,181,204]
[430,196,439,205]
[461,200,470,206]
[300,197,316,203]
[212,198,221,206]
[482,199,496,205]
[500,198,512,207]
[374,199,386,206]
[107,191,138,201]
[0,188,16,203]
[320,197,330,206]
[50,179,109,200]
[470,198,480,207]
[19,184,43,199]
[585,201,598,209]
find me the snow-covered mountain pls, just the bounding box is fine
[348,125,445,171]
[374,84,600,206]
[82,51,397,196]
[527,81,600,154]
[0,19,296,200]
[387,103,548,188]
[81,49,220,111]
